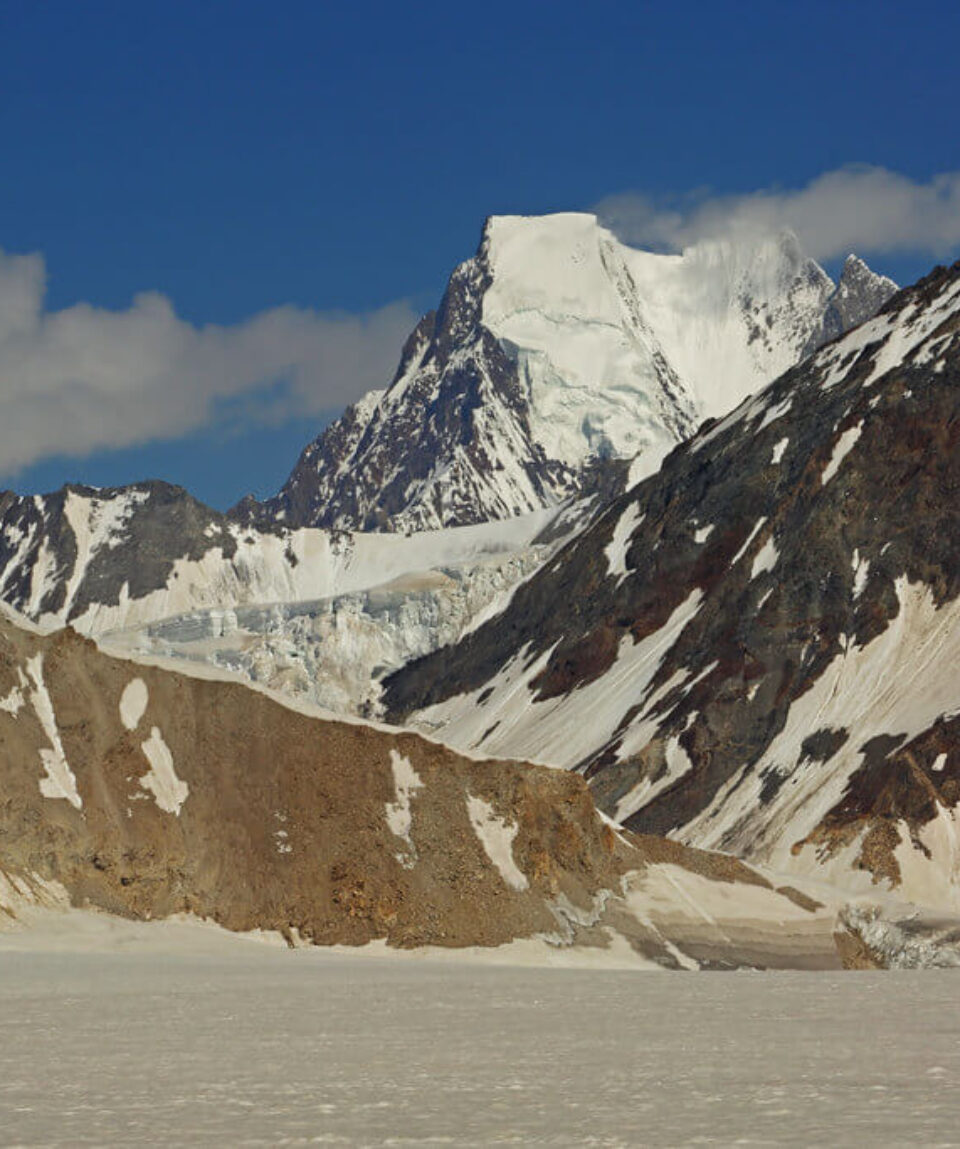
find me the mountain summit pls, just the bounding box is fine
[250,213,896,533]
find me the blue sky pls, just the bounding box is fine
[2,0,959,507]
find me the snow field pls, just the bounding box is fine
[681,578,960,907]
[416,590,705,771]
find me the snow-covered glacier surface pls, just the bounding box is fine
[2,946,960,1146]
[0,483,578,716]
[89,501,583,715]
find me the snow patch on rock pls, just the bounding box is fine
[603,503,644,583]
[731,518,768,568]
[25,654,81,809]
[756,396,793,433]
[852,549,870,600]
[119,678,148,731]
[750,536,779,581]
[385,750,424,867]
[140,727,188,815]
[0,669,26,716]
[466,795,528,891]
[822,423,863,486]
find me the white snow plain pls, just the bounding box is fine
[1,930,960,1146]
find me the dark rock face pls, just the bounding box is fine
[382,262,960,895]
[0,481,242,624]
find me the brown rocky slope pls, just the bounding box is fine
[0,607,843,967]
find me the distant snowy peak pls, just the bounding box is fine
[811,254,900,352]
[256,213,896,533]
[252,223,579,534]
[480,213,700,465]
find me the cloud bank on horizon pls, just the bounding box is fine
[3,164,960,478]
[597,166,960,262]
[0,249,416,476]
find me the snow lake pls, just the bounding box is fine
[1,942,959,1146]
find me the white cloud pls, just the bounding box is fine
[597,166,960,263]
[0,248,417,474]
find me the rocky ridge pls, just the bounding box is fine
[383,261,960,910]
[0,605,843,967]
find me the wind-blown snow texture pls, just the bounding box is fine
[251,214,896,533]
[384,261,960,910]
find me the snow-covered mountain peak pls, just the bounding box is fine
[842,251,870,274]
[840,250,895,285]
[480,211,621,326]
[823,254,900,340]
[467,214,847,464]
[243,212,897,533]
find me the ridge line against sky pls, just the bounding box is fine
[3,0,958,507]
